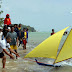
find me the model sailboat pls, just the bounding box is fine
[24,26,72,67]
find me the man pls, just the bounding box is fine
[7,26,18,59]
[4,14,11,27]
[51,29,55,36]
[23,28,27,39]
[18,24,22,31]
[14,24,19,37]
[0,36,19,68]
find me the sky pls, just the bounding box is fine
[1,0,72,32]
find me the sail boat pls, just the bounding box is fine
[24,26,72,67]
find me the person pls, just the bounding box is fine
[24,28,27,39]
[2,25,9,40]
[0,27,3,41]
[18,24,22,31]
[7,26,18,59]
[0,36,19,68]
[26,28,28,43]
[14,24,19,37]
[63,31,68,35]
[18,32,23,47]
[22,37,27,49]
[51,29,55,35]
[4,14,11,27]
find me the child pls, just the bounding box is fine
[22,37,27,50]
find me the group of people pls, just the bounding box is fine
[0,14,29,68]
[51,29,68,36]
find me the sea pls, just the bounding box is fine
[0,32,72,72]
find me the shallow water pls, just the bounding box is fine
[0,32,72,72]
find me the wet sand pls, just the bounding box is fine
[0,32,72,72]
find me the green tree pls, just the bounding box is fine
[21,24,36,32]
[0,0,4,27]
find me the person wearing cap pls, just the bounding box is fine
[4,14,11,27]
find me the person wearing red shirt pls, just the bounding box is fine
[4,14,11,27]
[51,29,55,35]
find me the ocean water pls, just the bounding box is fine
[0,32,72,72]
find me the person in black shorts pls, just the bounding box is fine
[0,36,20,68]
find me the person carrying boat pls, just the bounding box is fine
[0,36,19,68]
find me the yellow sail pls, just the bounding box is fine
[24,27,69,59]
[55,29,72,63]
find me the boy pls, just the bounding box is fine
[22,37,27,49]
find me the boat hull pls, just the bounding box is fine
[35,59,61,67]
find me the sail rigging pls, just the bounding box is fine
[55,29,72,63]
[24,27,69,60]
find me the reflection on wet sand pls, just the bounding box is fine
[49,66,72,72]
[2,69,6,72]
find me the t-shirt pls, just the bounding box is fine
[0,32,3,41]
[4,18,11,25]
[18,27,21,31]
[24,31,27,38]
[7,31,17,45]
[26,31,28,38]
[14,28,19,36]
[51,33,55,35]
[0,39,10,53]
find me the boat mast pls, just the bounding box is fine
[53,28,71,65]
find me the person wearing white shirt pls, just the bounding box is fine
[0,27,3,41]
[0,36,20,68]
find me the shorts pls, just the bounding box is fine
[10,45,17,50]
[0,52,4,58]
